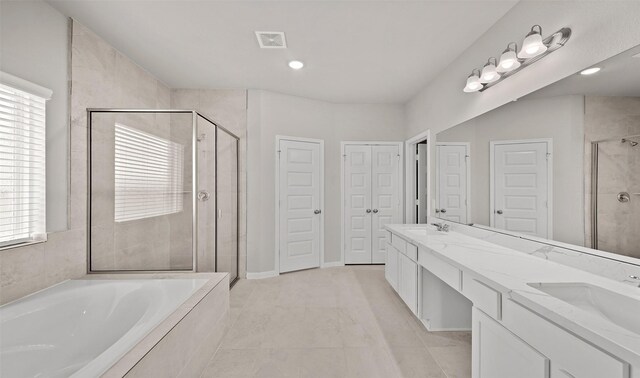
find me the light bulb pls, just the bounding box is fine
[518,25,548,59]
[497,45,521,73]
[463,71,482,93]
[480,59,500,83]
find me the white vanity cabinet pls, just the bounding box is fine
[385,235,419,316]
[398,252,418,314]
[473,307,549,378]
[385,242,399,291]
[384,227,635,378]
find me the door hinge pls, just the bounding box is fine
[546,152,551,161]
[416,154,419,161]
[415,199,419,205]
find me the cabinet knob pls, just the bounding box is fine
[314,209,321,214]
[372,209,379,213]
[440,209,447,214]
[366,209,372,213]
[496,210,503,215]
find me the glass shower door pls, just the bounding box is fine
[216,128,239,282]
[196,115,216,272]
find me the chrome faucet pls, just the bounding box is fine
[627,275,640,288]
[431,222,450,232]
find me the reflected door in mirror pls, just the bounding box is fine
[491,140,550,239]
[436,143,469,224]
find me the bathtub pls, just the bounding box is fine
[0,275,228,378]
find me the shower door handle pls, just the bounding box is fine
[198,191,210,201]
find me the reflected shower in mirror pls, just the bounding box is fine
[434,44,640,259]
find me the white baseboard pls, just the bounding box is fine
[322,261,344,268]
[246,271,278,280]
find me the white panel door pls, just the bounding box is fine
[492,141,549,238]
[417,143,429,223]
[371,145,400,263]
[344,145,372,264]
[279,139,321,273]
[437,144,468,224]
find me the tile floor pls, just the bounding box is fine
[201,266,471,378]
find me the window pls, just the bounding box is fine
[0,73,50,248]
[114,123,184,222]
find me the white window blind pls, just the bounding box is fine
[114,124,184,222]
[0,81,48,247]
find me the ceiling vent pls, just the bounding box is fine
[255,31,287,49]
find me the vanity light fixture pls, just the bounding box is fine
[497,43,521,73]
[463,25,571,93]
[480,58,501,83]
[288,60,304,70]
[580,67,601,75]
[518,25,548,59]
[463,69,482,92]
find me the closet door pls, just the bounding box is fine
[371,145,400,263]
[344,145,372,264]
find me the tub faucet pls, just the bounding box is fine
[431,222,450,232]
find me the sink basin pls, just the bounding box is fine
[528,282,640,335]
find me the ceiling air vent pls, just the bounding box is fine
[255,31,287,49]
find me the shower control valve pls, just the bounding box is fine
[198,190,210,201]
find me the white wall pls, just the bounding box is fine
[437,95,585,246]
[405,1,640,140]
[247,90,405,273]
[1,1,70,232]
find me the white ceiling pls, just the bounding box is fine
[526,45,640,99]
[48,0,517,104]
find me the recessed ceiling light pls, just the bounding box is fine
[580,67,601,75]
[288,60,304,70]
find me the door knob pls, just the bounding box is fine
[314,209,321,214]
[440,209,447,213]
[372,209,379,213]
[496,210,503,214]
[366,209,372,213]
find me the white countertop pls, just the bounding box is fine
[385,223,640,366]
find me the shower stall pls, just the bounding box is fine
[591,135,640,258]
[87,109,239,284]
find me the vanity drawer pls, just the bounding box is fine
[405,243,418,261]
[418,248,461,291]
[462,276,502,320]
[391,233,406,254]
[503,299,629,378]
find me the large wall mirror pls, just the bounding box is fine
[433,44,640,260]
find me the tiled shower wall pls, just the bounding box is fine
[584,96,640,258]
[0,20,247,304]
[172,90,248,279]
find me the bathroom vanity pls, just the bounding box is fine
[385,223,640,378]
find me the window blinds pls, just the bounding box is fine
[0,82,47,246]
[114,124,184,222]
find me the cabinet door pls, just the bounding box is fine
[472,307,549,378]
[385,243,399,292]
[399,253,418,314]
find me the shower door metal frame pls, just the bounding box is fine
[590,134,640,250]
[86,109,240,282]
